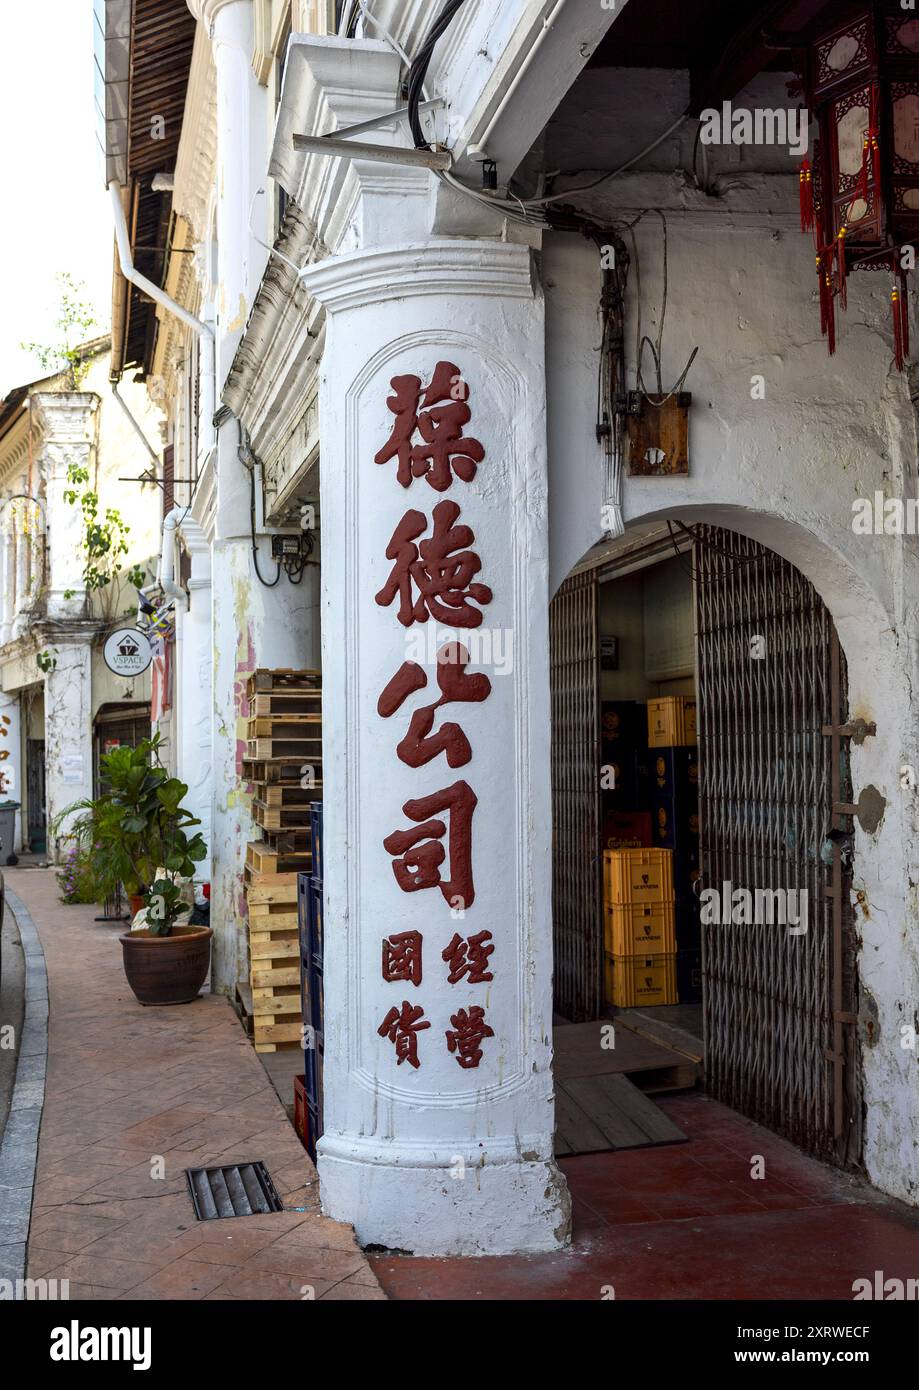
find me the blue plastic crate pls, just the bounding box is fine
[304,1027,324,1109]
[308,875,323,970]
[297,872,310,961]
[310,802,324,881]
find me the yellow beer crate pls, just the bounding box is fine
[604,900,676,957]
[604,952,678,1008]
[647,696,698,748]
[603,848,674,906]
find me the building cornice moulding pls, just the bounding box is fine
[186,0,243,28]
[300,239,536,313]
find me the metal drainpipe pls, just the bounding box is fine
[110,380,159,466]
[109,180,216,613]
[108,181,216,454]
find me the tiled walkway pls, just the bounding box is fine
[372,1093,919,1299]
[12,869,384,1300]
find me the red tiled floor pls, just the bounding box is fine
[14,869,386,1301]
[370,1092,919,1300]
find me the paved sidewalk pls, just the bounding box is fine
[11,869,384,1300]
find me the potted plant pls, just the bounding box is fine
[65,737,210,1005]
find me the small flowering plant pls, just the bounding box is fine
[55,840,99,904]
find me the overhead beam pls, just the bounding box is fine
[690,0,836,114]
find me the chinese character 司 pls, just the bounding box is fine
[378,1000,431,1069]
[375,360,484,492]
[383,779,477,908]
[445,1005,494,1070]
[375,499,493,629]
[377,641,491,769]
[382,930,423,987]
[442,929,494,984]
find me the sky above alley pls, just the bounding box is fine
[0,1,112,396]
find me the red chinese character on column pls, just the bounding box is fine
[383,779,477,909]
[374,500,492,628]
[374,360,484,492]
[445,1006,494,1069]
[377,642,492,769]
[442,929,495,984]
[381,930,423,986]
[378,1000,431,1069]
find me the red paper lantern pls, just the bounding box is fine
[800,3,919,367]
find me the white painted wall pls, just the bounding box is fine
[543,200,919,1207]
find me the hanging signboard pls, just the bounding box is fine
[102,627,153,679]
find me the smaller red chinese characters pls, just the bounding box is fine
[442,929,494,985]
[381,930,423,987]
[378,1000,430,1069]
[445,1005,494,1070]
[377,642,492,770]
[374,360,484,492]
[383,779,477,909]
[374,500,493,629]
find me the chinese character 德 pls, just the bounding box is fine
[445,1005,494,1069]
[374,500,493,629]
[374,360,484,492]
[378,999,431,1069]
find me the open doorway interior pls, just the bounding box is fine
[550,526,861,1170]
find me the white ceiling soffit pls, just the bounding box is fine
[449,0,631,182]
[94,0,132,187]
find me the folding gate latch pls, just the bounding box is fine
[821,718,877,744]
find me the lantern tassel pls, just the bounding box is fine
[869,83,881,191]
[836,228,848,309]
[818,254,836,356]
[799,158,815,234]
[893,285,904,372]
[902,274,910,361]
[893,275,910,372]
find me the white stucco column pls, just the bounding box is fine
[43,637,94,861]
[174,518,213,872]
[0,691,23,854]
[300,238,569,1255]
[31,392,99,623]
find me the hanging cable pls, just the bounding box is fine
[407,0,467,148]
[238,420,282,588]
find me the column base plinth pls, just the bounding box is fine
[318,1138,571,1256]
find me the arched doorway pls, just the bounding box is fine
[550,521,862,1169]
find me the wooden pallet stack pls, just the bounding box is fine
[241,668,322,1053]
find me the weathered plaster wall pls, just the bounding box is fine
[543,211,919,1205]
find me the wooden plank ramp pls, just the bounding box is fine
[552,1019,695,1156]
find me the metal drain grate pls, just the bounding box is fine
[185,1162,284,1220]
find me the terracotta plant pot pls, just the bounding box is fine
[128,893,146,919]
[119,925,213,1006]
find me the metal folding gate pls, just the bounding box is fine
[695,526,862,1165]
[549,528,862,1165]
[549,569,602,1022]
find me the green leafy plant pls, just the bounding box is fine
[58,736,207,936]
[61,462,146,600]
[36,649,57,673]
[21,272,97,391]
